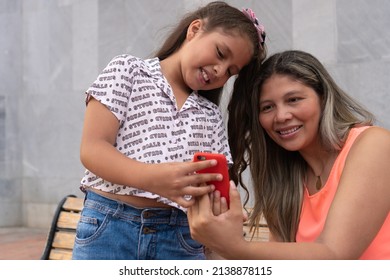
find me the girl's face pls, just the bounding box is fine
[181,20,254,91]
[258,74,322,153]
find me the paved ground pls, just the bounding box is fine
[0,227,48,260]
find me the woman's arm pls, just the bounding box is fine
[318,126,390,258]
[189,182,338,259]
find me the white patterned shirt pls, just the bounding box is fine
[80,54,232,210]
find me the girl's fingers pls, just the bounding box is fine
[190,159,217,172]
[175,195,195,208]
[186,160,223,183]
[177,184,214,208]
[183,184,214,197]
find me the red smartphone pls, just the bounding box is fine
[193,152,230,206]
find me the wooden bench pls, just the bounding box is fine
[41,195,269,260]
[243,210,269,242]
[41,195,84,260]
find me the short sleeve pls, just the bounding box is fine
[85,54,135,123]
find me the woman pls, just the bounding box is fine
[188,50,390,259]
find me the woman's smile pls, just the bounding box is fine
[277,125,303,138]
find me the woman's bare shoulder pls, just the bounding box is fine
[354,126,390,147]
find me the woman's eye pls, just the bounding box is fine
[260,105,273,112]
[288,97,300,103]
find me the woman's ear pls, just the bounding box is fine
[187,19,203,40]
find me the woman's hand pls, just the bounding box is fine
[188,181,247,259]
[210,188,248,222]
[210,190,228,215]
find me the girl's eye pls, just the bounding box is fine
[217,48,224,58]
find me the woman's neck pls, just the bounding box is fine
[303,150,338,193]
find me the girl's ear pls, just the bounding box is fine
[187,19,203,40]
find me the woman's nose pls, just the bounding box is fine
[274,107,293,122]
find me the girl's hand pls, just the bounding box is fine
[144,159,224,208]
[188,181,247,259]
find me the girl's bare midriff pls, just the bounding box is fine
[91,188,174,208]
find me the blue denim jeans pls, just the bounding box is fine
[72,191,205,260]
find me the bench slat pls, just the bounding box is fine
[62,197,84,212]
[57,212,81,230]
[52,231,76,250]
[49,248,73,260]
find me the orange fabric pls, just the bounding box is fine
[296,126,390,259]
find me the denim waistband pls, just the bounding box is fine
[83,191,188,226]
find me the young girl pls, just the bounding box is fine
[188,50,390,259]
[72,1,266,260]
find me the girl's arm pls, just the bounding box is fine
[188,127,390,259]
[80,98,221,207]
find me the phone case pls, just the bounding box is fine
[193,152,230,206]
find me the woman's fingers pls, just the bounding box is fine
[228,181,243,213]
[220,196,229,213]
[211,190,229,215]
[242,209,249,222]
[212,191,221,215]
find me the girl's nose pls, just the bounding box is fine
[213,63,228,78]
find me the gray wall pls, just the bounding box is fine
[1,0,389,228]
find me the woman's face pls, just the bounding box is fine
[258,74,322,153]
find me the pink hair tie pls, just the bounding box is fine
[242,8,266,46]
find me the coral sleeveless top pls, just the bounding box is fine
[296,126,390,259]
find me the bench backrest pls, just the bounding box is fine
[41,195,84,260]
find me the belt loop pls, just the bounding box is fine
[169,208,178,225]
[113,202,124,218]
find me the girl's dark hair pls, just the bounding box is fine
[155,1,266,105]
